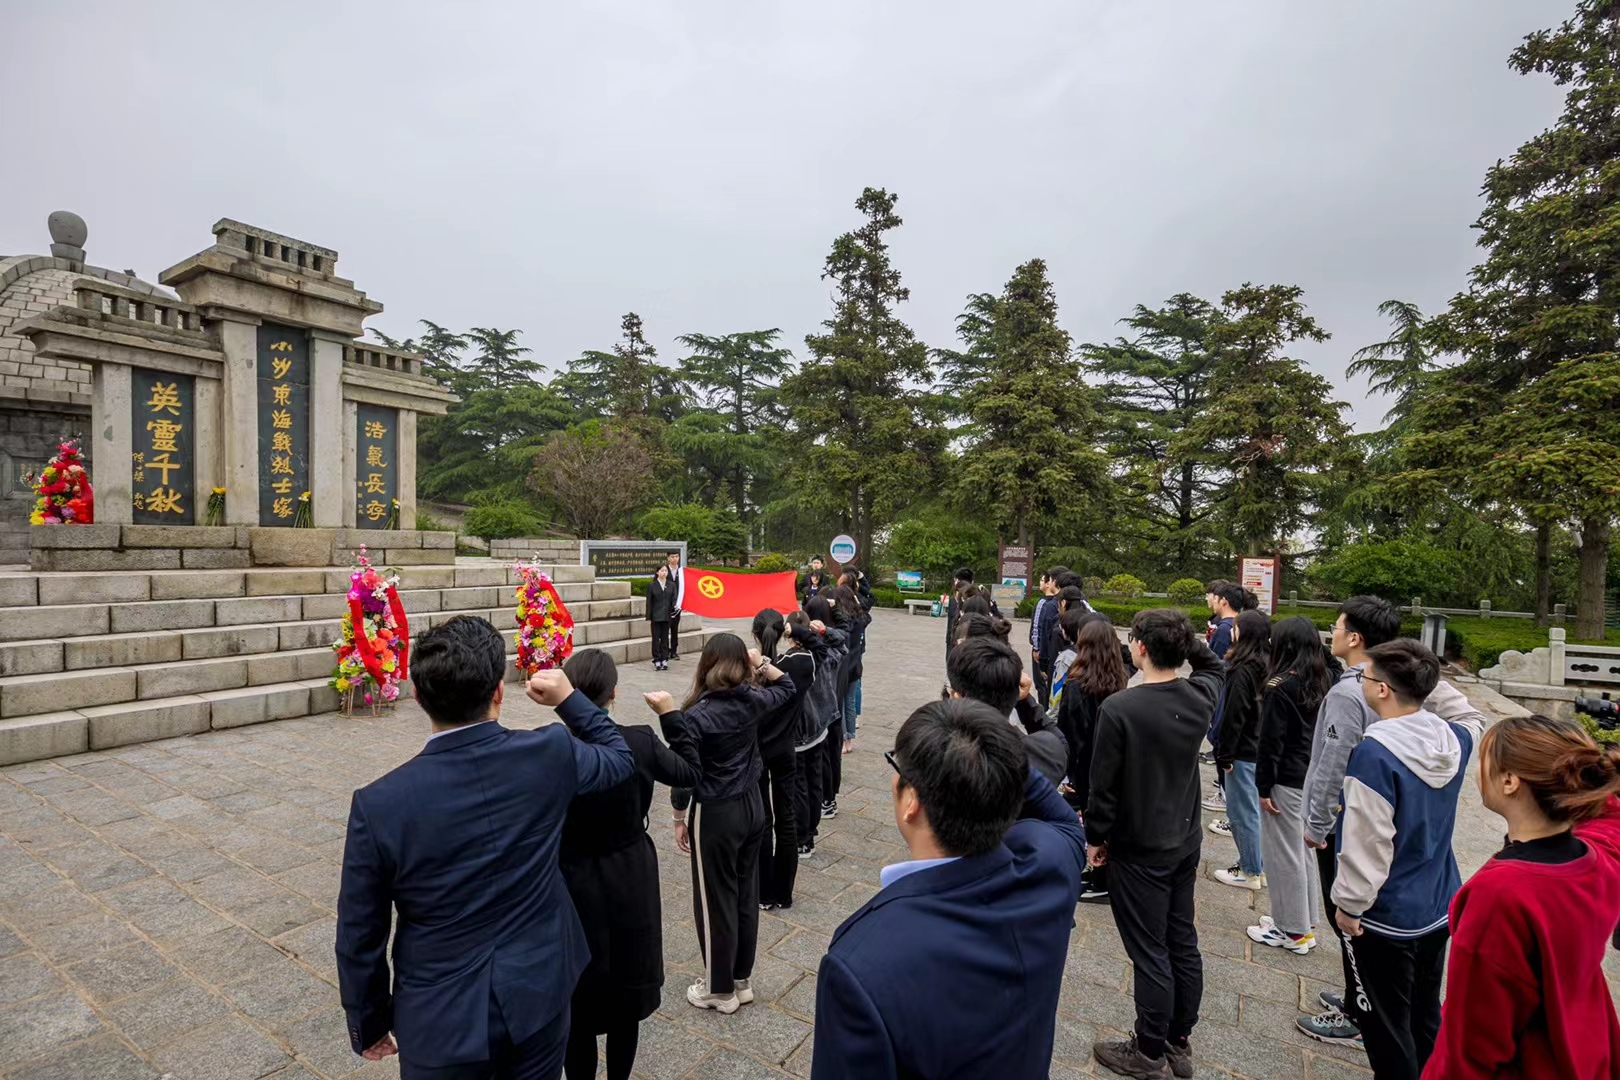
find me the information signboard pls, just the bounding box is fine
[1240,556,1280,615]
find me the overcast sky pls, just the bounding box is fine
[2,1,1572,430]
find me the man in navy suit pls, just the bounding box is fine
[336,615,635,1079]
[810,698,1087,1079]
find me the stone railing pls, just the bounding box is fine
[344,343,424,378]
[213,218,338,277]
[71,281,209,338]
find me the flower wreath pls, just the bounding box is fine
[330,547,411,703]
[514,561,575,674]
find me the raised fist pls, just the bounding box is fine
[643,690,677,716]
[526,669,574,707]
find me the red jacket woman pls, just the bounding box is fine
[1424,713,1620,1080]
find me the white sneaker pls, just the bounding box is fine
[1247,916,1316,955]
[1207,818,1232,837]
[687,980,740,1013]
[1201,787,1226,811]
[1214,865,1266,891]
[734,978,755,1005]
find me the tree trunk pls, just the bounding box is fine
[1576,516,1610,640]
[1533,520,1552,628]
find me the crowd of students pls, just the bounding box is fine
[334,565,1620,1080]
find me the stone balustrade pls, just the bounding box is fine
[344,342,424,378]
[73,281,206,335]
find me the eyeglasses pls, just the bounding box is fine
[1349,669,1388,690]
[884,749,902,777]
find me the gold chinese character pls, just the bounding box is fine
[272,497,294,518]
[363,473,387,494]
[271,409,292,430]
[271,478,294,495]
[147,419,183,453]
[271,357,293,380]
[365,445,388,468]
[364,420,387,439]
[146,453,180,485]
[270,340,294,352]
[271,432,292,453]
[363,499,389,521]
[147,382,182,415]
[132,491,146,510]
[269,454,294,476]
[272,384,292,406]
[146,487,184,515]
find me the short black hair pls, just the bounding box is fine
[563,648,618,708]
[411,615,507,727]
[1209,582,1245,612]
[947,635,1022,714]
[1366,639,1441,704]
[954,567,975,583]
[1339,595,1401,649]
[1054,572,1084,591]
[810,555,824,565]
[1129,608,1198,670]
[892,698,1027,857]
[1041,564,1070,584]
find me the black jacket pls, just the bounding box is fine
[1214,658,1266,771]
[667,676,795,809]
[1013,696,1068,788]
[762,628,815,757]
[1255,672,1317,797]
[645,577,677,623]
[1056,687,1111,811]
[1085,640,1225,866]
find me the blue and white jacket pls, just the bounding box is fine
[1331,682,1486,940]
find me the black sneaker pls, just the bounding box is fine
[1079,883,1110,904]
[1165,1041,1194,1079]
[796,843,814,861]
[1093,1035,1169,1078]
[821,800,837,819]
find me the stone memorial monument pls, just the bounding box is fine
[2,214,456,568]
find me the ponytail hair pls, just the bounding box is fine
[955,612,1012,644]
[752,608,785,661]
[1481,712,1620,822]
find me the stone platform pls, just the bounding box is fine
[0,558,710,765]
[28,525,459,573]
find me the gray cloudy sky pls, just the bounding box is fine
[2,1,1572,429]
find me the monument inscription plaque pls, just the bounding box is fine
[257,323,311,525]
[354,404,399,529]
[130,368,195,524]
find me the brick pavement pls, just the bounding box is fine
[0,607,1605,1079]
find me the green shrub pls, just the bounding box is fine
[752,553,795,574]
[1082,576,1106,597]
[1311,539,1464,607]
[869,586,907,610]
[638,503,749,564]
[1103,573,1147,598]
[883,511,995,584]
[1016,596,1039,619]
[1167,578,1206,605]
[463,502,544,540]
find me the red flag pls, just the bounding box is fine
[680,568,798,619]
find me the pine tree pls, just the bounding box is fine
[1176,284,1351,557]
[674,329,793,518]
[779,188,944,557]
[1082,294,1225,571]
[937,258,1104,549]
[1408,2,1620,638]
[564,313,688,421]
[465,327,541,388]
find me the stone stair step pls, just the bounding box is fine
[0,626,717,765]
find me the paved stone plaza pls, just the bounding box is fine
[0,607,1604,1079]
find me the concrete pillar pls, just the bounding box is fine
[1550,627,1568,687]
[397,409,417,530]
[215,319,260,526]
[342,398,358,528]
[194,376,222,504]
[91,362,133,524]
[308,331,346,528]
